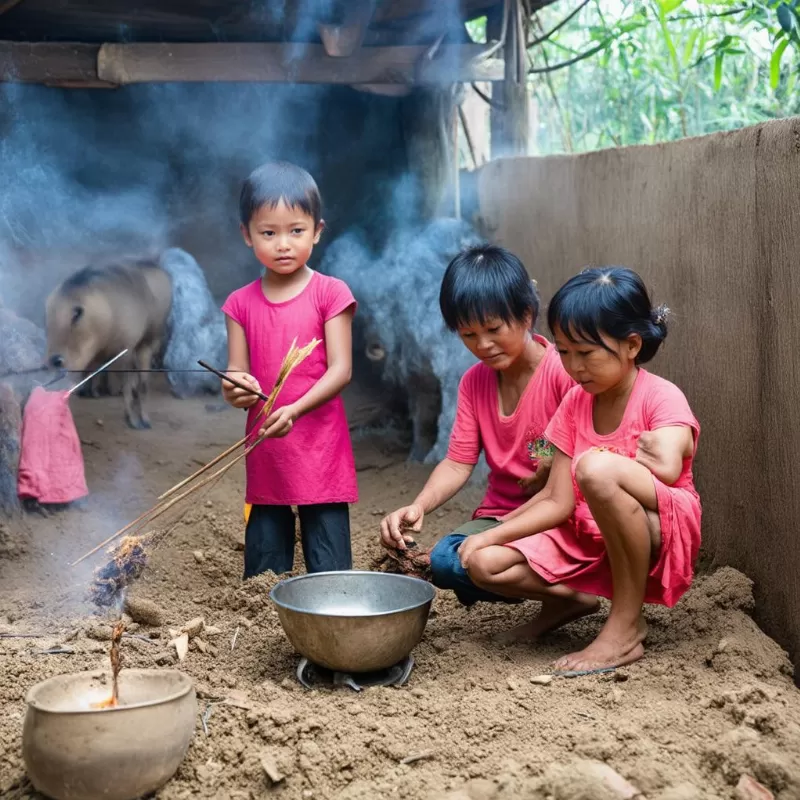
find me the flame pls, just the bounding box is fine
[90,619,125,709]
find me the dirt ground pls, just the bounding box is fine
[1,385,800,800]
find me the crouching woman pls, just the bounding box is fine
[379,244,574,604]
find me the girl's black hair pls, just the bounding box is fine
[439,244,540,332]
[547,266,670,364]
[239,161,322,227]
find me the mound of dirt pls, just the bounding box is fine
[0,391,798,800]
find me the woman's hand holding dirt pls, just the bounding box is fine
[457,532,491,569]
[222,372,262,409]
[380,503,424,551]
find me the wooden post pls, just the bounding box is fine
[401,87,455,221]
[487,0,529,159]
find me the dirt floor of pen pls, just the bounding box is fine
[1,386,799,800]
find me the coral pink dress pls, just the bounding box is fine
[222,272,358,507]
[507,368,701,607]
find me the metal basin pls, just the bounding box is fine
[270,570,436,672]
[22,669,196,800]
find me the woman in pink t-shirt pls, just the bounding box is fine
[221,161,357,579]
[459,267,701,674]
[379,245,574,604]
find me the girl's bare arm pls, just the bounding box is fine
[222,317,261,408]
[480,449,575,546]
[635,426,694,485]
[380,458,474,549]
[413,458,475,513]
[286,308,354,419]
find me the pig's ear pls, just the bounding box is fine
[71,305,84,325]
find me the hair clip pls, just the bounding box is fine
[653,305,671,325]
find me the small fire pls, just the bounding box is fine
[89,533,155,609]
[91,619,125,709]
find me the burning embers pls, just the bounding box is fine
[91,619,125,709]
[88,530,164,608]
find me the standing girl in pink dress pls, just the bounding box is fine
[220,161,357,579]
[458,267,701,673]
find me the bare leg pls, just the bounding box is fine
[553,450,662,672]
[468,547,600,643]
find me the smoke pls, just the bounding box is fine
[321,214,489,467]
[158,247,227,396]
[0,79,333,323]
[0,0,486,482]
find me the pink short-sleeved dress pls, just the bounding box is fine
[447,334,576,519]
[221,271,358,507]
[507,368,701,607]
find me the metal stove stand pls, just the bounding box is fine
[296,655,414,692]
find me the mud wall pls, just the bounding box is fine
[476,116,800,671]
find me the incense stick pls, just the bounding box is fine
[197,360,269,403]
[67,350,129,397]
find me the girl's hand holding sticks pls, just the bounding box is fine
[221,372,262,409]
[258,404,298,438]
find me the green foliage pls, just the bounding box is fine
[526,0,800,154]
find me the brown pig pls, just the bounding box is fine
[45,261,172,429]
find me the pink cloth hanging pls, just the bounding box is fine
[17,387,88,504]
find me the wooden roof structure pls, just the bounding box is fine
[0,0,517,89]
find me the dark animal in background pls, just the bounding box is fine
[325,217,485,463]
[45,261,172,429]
[159,247,227,398]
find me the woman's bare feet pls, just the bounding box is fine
[554,614,647,672]
[493,593,600,645]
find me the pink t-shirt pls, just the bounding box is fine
[221,271,358,506]
[447,335,575,519]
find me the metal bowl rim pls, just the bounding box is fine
[25,668,195,715]
[269,569,436,617]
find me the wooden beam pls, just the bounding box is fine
[0,0,25,16]
[93,42,503,85]
[0,40,503,87]
[0,42,115,85]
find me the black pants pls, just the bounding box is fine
[243,502,352,579]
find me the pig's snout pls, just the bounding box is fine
[49,354,65,369]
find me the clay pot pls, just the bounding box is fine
[22,669,196,800]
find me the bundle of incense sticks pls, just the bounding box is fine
[73,337,321,574]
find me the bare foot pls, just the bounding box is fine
[493,594,600,645]
[554,615,647,672]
